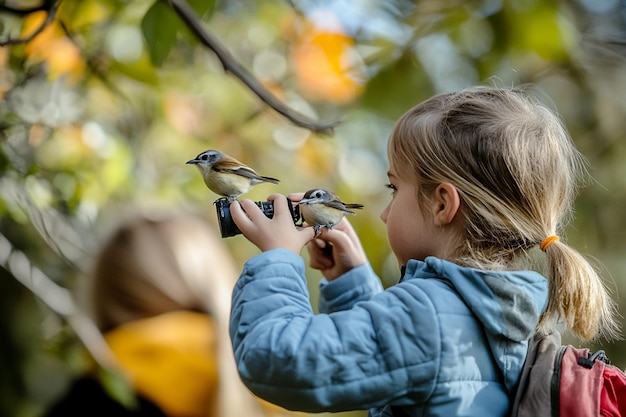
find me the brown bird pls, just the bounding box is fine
[186,149,280,201]
[298,188,364,235]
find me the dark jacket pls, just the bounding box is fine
[43,376,167,417]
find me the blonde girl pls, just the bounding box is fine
[228,86,619,417]
[385,86,618,341]
[45,212,269,417]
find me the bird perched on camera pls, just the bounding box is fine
[297,188,364,236]
[186,149,280,201]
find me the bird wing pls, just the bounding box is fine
[213,159,279,184]
[213,160,260,178]
[326,199,364,214]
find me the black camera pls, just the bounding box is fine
[214,198,301,238]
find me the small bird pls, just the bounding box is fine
[297,188,364,236]
[186,149,280,201]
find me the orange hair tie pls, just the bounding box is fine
[540,235,559,252]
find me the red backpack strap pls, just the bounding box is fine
[512,331,625,417]
[600,364,626,417]
[557,345,605,417]
[510,330,561,417]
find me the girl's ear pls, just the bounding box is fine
[432,183,460,226]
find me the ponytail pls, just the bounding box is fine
[538,239,620,341]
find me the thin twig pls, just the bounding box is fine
[166,0,339,134]
[0,233,117,369]
[57,19,130,101]
[0,0,62,46]
[0,0,52,15]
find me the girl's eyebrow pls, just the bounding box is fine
[387,171,397,178]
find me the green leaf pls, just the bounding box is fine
[187,0,216,17]
[176,0,218,43]
[140,0,217,66]
[140,1,180,66]
[98,366,137,410]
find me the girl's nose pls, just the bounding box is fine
[380,204,389,224]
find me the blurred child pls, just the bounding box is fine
[228,86,619,417]
[43,211,278,417]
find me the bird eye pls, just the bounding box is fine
[314,190,324,198]
[200,154,208,160]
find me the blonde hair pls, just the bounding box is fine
[89,211,263,416]
[388,86,619,341]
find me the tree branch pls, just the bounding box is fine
[166,0,339,134]
[0,233,117,370]
[0,0,62,46]
[0,177,93,269]
[57,19,131,102]
[0,0,53,15]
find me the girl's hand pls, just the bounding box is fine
[306,218,367,281]
[231,194,315,254]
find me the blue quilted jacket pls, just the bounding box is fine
[230,249,548,417]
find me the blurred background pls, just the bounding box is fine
[1,0,626,416]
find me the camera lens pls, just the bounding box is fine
[215,199,239,238]
[215,198,300,238]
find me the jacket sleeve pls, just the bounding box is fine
[318,261,384,313]
[229,249,440,413]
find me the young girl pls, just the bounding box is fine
[229,86,619,417]
[44,212,291,417]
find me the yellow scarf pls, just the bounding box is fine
[104,311,219,417]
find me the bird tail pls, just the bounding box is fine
[258,176,280,184]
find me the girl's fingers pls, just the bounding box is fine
[307,240,334,270]
[230,200,252,228]
[287,192,305,204]
[238,199,266,222]
[267,194,291,219]
[316,227,354,253]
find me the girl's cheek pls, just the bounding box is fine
[386,227,404,266]
[386,222,399,249]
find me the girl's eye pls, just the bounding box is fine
[384,183,397,194]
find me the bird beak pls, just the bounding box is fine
[297,197,314,206]
[186,159,199,165]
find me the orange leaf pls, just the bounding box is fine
[292,18,365,103]
[23,11,85,82]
